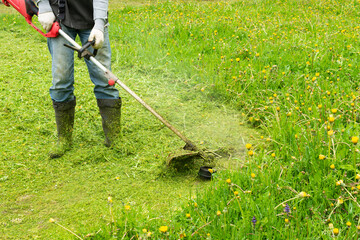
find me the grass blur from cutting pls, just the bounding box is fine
[2,0,360,239]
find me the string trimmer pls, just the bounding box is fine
[2,0,215,167]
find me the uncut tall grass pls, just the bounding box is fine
[104,0,360,238]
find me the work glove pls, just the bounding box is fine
[88,29,104,49]
[38,11,56,32]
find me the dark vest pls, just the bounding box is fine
[50,0,94,29]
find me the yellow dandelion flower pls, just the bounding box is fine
[226,179,231,184]
[336,180,344,186]
[142,228,147,233]
[245,143,252,149]
[285,218,289,224]
[159,226,168,233]
[331,108,338,113]
[298,191,309,198]
[346,221,351,227]
[49,218,56,223]
[124,205,131,210]
[216,211,222,216]
[330,164,335,169]
[234,191,239,196]
[319,154,326,160]
[248,150,254,156]
[186,213,191,218]
[333,228,339,236]
[328,130,334,136]
[271,153,276,158]
[251,173,256,178]
[352,136,359,145]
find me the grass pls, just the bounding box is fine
[2,0,360,238]
[0,2,253,238]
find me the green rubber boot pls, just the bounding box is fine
[97,98,122,147]
[49,98,76,158]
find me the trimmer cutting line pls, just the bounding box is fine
[3,0,215,166]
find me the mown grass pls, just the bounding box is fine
[2,0,360,239]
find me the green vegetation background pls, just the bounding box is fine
[2,0,360,239]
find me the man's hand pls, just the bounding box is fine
[38,12,56,32]
[89,29,104,49]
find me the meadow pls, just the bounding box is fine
[1,0,360,239]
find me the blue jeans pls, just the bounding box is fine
[47,24,119,102]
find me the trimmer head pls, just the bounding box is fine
[167,144,216,170]
[167,150,201,167]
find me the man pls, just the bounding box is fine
[37,0,121,158]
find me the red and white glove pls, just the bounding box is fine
[88,29,104,49]
[38,12,56,32]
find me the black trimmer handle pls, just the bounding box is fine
[78,40,98,58]
[63,40,97,59]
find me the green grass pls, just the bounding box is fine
[3,0,360,238]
